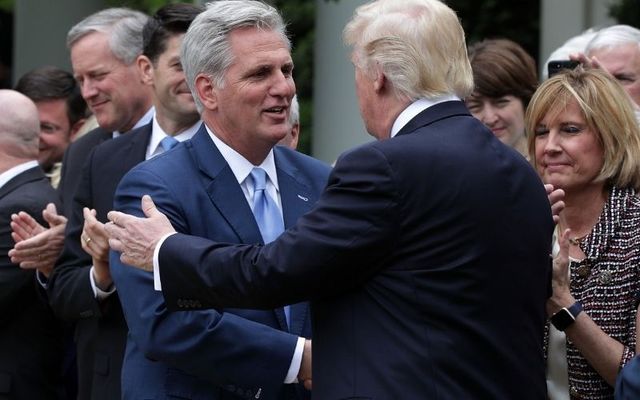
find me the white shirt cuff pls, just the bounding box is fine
[284,337,305,384]
[89,265,116,300]
[153,232,177,291]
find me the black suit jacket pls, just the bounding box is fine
[48,123,151,400]
[158,102,554,399]
[58,127,112,219]
[0,166,65,399]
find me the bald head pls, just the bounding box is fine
[0,90,40,159]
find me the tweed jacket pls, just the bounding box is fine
[547,186,639,399]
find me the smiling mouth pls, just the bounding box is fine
[90,100,108,109]
[264,106,286,114]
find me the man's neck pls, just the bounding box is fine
[155,111,200,136]
[0,155,34,174]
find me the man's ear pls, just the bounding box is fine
[136,55,154,86]
[69,117,87,141]
[373,64,386,93]
[194,74,218,111]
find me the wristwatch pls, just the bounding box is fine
[550,302,583,331]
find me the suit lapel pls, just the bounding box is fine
[121,123,152,166]
[188,126,263,245]
[274,148,316,229]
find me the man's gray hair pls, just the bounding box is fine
[181,0,290,112]
[586,24,640,55]
[288,95,299,125]
[67,8,148,65]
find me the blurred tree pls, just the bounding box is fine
[0,0,11,12]
[610,0,640,26]
[447,0,540,65]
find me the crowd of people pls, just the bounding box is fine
[1,0,640,399]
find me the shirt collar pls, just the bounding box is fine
[0,160,39,190]
[204,125,279,191]
[390,95,460,138]
[113,106,155,138]
[147,117,201,160]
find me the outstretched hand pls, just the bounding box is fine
[105,195,175,271]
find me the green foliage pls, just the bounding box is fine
[446,0,540,66]
[610,0,640,27]
[0,0,13,13]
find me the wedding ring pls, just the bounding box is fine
[84,236,92,244]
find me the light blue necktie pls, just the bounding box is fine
[250,168,290,327]
[250,168,285,244]
[160,136,179,152]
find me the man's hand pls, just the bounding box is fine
[569,52,603,70]
[545,184,565,224]
[82,208,113,290]
[9,203,67,277]
[298,339,312,390]
[105,195,175,271]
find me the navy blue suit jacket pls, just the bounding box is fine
[110,125,330,400]
[158,101,554,399]
[0,167,65,399]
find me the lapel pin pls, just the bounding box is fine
[297,194,309,202]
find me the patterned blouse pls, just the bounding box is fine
[553,186,639,399]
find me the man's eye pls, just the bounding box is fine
[41,124,56,133]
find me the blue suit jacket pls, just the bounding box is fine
[158,101,554,399]
[110,125,330,400]
[616,354,640,399]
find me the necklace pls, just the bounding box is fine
[558,224,590,246]
[568,234,588,246]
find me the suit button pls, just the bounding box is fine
[569,386,580,397]
[576,265,591,278]
[599,271,612,285]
